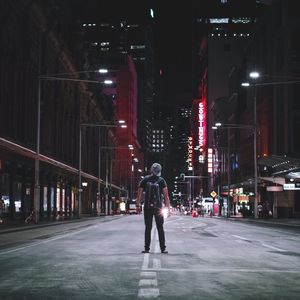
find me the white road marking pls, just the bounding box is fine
[140,272,156,278]
[154,242,160,253]
[232,234,250,241]
[138,224,162,298]
[261,243,287,252]
[139,279,158,287]
[138,288,160,298]
[232,235,288,252]
[142,253,150,270]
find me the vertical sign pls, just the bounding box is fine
[198,100,207,163]
[207,148,213,173]
[198,101,206,151]
[187,136,193,171]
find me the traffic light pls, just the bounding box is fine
[179,173,185,181]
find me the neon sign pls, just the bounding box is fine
[187,136,193,171]
[198,101,206,150]
[207,148,213,173]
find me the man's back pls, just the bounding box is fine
[141,175,166,209]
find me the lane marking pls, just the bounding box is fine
[154,243,160,253]
[139,279,158,287]
[138,288,160,298]
[142,253,150,270]
[261,243,287,252]
[232,234,250,241]
[232,235,288,252]
[138,225,161,298]
[140,272,156,278]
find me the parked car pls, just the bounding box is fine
[201,197,219,214]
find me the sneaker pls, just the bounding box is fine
[161,250,168,254]
[141,250,149,253]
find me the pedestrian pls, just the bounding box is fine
[257,203,263,218]
[136,163,170,254]
[0,197,4,223]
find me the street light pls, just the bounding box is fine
[240,71,259,219]
[35,70,116,222]
[79,121,127,216]
[213,122,255,217]
[241,72,300,217]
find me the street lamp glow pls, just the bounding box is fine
[212,126,218,130]
[104,79,113,85]
[118,120,125,124]
[120,125,127,128]
[215,122,222,127]
[241,82,250,87]
[98,68,108,74]
[250,71,260,79]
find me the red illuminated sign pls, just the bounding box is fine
[207,148,213,173]
[187,136,193,171]
[198,101,206,150]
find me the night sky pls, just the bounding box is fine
[67,0,261,110]
[68,0,195,108]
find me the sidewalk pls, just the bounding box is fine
[226,214,300,228]
[0,215,104,234]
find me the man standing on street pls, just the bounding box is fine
[136,163,170,254]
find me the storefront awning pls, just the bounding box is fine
[258,155,300,179]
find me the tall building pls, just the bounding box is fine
[193,0,259,201]
[0,0,122,220]
[73,2,157,198]
[242,0,300,217]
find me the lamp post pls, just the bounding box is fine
[241,72,300,218]
[79,122,127,216]
[35,69,115,222]
[250,71,259,219]
[213,122,255,217]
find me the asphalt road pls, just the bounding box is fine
[0,213,299,299]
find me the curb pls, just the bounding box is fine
[0,216,104,235]
[223,216,300,228]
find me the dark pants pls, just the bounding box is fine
[144,208,166,251]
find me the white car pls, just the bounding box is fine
[201,197,218,214]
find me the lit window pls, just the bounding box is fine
[130,45,145,49]
[210,18,229,24]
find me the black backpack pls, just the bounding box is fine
[144,177,162,209]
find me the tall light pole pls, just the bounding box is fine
[241,72,300,218]
[79,122,127,216]
[227,127,230,218]
[34,77,42,223]
[213,123,255,217]
[35,69,115,222]
[250,71,259,219]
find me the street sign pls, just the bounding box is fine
[267,186,283,192]
[210,191,217,198]
[283,183,300,190]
